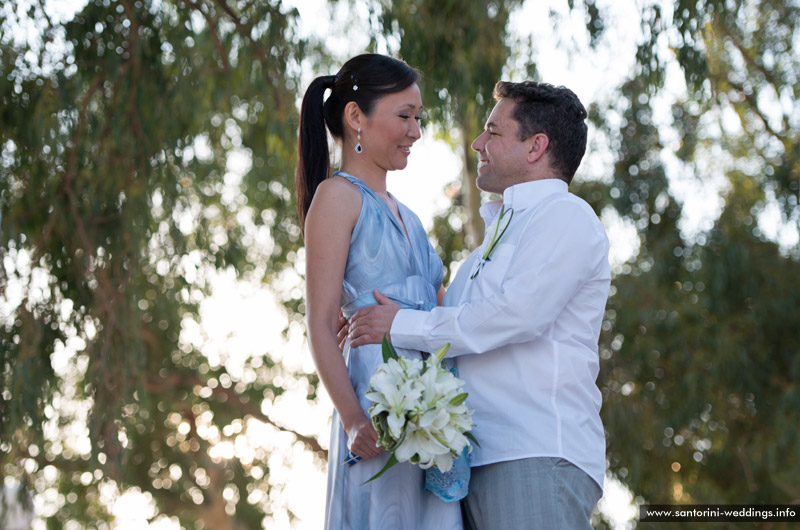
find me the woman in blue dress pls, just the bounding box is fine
[296,54,463,529]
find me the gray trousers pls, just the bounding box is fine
[461,457,602,530]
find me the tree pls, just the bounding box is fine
[0,0,320,527]
[586,0,800,527]
[3,0,799,528]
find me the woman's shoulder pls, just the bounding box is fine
[315,174,363,201]
[306,175,362,229]
[310,175,362,207]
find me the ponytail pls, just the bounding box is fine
[295,55,420,234]
[296,74,336,231]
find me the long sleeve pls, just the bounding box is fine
[390,179,611,488]
[391,196,610,357]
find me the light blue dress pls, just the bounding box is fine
[324,172,464,530]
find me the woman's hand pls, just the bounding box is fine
[337,310,349,353]
[345,415,382,459]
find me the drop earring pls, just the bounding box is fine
[355,127,362,154]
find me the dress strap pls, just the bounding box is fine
[333,171,415,245]
[332,170,368,190]
[332,170,426,281]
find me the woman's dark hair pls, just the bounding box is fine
[295,54,420,231]
[493,81,588,184]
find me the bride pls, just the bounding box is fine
[295,53,463,530]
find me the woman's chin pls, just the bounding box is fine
[391,158,410,172]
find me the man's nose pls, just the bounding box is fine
[471,131,487,152]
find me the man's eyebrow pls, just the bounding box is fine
[486,120,498,129]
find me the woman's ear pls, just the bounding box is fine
[343,101,363,134]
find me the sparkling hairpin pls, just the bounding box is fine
[351,73,358,91]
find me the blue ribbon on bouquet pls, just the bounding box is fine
[344,358,470,503]
[344,447,469,502]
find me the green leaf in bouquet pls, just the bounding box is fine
[384,424,407,453]
[465,431,481,448]
[449,392,468,406]
[364,453,399,484]
[433,343,450,364]
[371,413,391,446]
[372,411,407,452]
[382,334,399,363]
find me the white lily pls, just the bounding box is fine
[419,405,450,432]
[363,338,477,482]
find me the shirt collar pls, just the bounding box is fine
[479,178,569,225]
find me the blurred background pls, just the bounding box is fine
[1,0,798,528]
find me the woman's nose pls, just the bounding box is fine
[409,120,422,140]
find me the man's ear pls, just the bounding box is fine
[526,133,550,164]
[343,101,363,134]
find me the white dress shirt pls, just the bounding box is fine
[390,178,610,489]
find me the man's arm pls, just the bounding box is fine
[350,199,609,355]
[348,291,402,345]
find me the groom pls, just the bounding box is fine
[348,80,610,529]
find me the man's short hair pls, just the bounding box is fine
[493,81,588,184]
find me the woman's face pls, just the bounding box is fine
[360,83,423,172]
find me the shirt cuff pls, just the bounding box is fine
[390,308,430,351]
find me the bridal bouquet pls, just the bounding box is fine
[363,336,476,481]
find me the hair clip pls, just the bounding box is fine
[351,73,358,91]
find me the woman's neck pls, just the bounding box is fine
[339,156,388,194]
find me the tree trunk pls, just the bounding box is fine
[460,105,484,248]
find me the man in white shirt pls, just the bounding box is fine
[349,81,611,530]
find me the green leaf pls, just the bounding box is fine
[371,413,391,446]
[384,425,407,453]
[364,453,398,484]
[465,431,481,448]
[432,343,450,364]
[382,334,400,362]
[449,393,468,406]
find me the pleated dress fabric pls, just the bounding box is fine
[324,172,463,530]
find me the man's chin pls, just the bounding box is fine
[476,173,496,193]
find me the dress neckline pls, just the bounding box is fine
[333,171,413,247]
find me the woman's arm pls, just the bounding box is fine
[437,285,446,306]
[304,177,381,459]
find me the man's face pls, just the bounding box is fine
[471,98,530,194]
